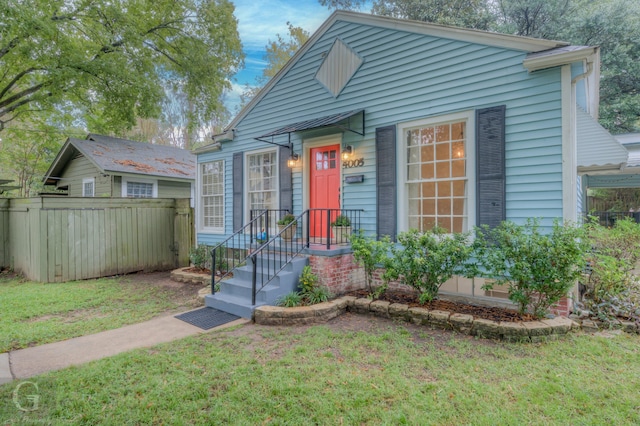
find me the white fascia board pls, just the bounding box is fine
[523,46,598,72]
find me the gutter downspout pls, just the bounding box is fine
[571,57,596,223]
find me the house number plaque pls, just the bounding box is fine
[342,158,365,168]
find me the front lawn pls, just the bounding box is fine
[0,272,199,352]
[1,315,639,424]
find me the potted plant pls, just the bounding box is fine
[331,214,352,244]
[277,214,297,241]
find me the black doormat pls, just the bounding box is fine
[175,307,240,330]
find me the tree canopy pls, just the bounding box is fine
[0,0,244,135]
[320,0,640,133]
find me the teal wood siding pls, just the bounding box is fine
[197,19,567,243]
[58,154,112,197]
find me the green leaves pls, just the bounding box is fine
[474,219,588,318]
[383,227,473,303]
[0,0,243,133]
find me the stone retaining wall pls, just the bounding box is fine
[255,296,586,342]
[254,298,349,325]
[171,267,211,286]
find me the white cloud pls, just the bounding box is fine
[233,0,331,51]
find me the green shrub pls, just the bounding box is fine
[349,230,392,296]
[277,214,297,226]
[189,244,210,270]
[384,227,473,303]
[331,214,351,227]
[474,219,588,318]
[583,218,640,323]
[278,292,302,307]
[305,285,331,305]
[298,266,318,293]
[277,266,332,307]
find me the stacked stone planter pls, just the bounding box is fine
[170,267,211,286]
[255,296,582,342]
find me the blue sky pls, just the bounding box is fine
[226,1,370,112]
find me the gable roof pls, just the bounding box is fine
[206,10,570,149]
[44,134,195,185]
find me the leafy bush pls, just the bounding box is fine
[582,218,640,323]
[474,219,588,318]
[331,214,351,227]
[189,244,211,270]
[349,230,392,296]
[298,265,318,293]
[277,266,331,307]
[384,227,473,303]
[277,214,297,226]
[278,292,302,308]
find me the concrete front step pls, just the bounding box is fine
[206,255,309,318]
[205,293,267,319]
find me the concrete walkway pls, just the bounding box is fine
[0,311,249,384]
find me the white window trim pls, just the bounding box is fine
[82,177,95,197]
[244,147,279,224]
[397,110,476,234]
[198,160,225,234]
[121,176,158,198]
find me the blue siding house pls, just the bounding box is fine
[193,11,622,316]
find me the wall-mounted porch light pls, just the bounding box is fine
[342,145,354,160]
[287,152,300,168]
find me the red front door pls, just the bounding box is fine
[309,144,341,238]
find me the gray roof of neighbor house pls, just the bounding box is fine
[44,134,196,185]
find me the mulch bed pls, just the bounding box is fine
[345,289,535,322]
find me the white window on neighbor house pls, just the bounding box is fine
[82,178,95,197]
[401,111,475,233]
[246,150,278,215]
[121,177,157,198]
[200,160,224,232]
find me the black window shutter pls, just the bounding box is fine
[376,125,397,241]
[476,105,506,229]
[279,145,293,213]
[232,152,244,232]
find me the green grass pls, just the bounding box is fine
[1,320,639,424]
[0,274,197,352]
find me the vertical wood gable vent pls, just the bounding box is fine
[315,38,364,98]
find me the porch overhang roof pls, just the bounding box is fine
[255,109,364,147]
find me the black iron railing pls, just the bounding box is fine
[210,209,281,295]
[248,208,363,305]
[585,211,640,227]
[211,208,363,304]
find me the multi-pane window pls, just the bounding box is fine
[315,149,337,170]
[406,120,468,233]
[82,178,94,197]
[126,182,154,198]
[247,151,277,213]
[201,160,224,231]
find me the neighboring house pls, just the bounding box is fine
[0,179,20,195]
[44,134,195,200]
[580,132,640,214]
[193,11,626,315]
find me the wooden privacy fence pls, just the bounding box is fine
[0,197,193,282]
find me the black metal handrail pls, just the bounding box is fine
[210,209,274,295]
[585,211,640,227]
[210,208,364,305]
[249,208,364,305]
